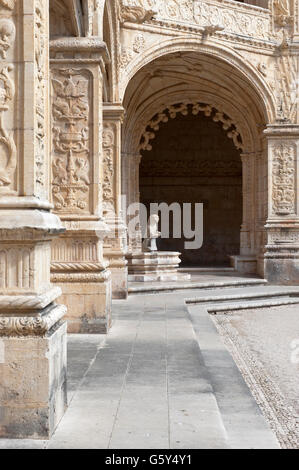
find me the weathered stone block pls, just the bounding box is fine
[0,320,67,439]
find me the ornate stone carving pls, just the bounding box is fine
[119,2,156,24]
[272,0,292,27]
[0,19,15,59]
[51,68,91,213]
[0,304,66,337]
[272,143,296,215]
[275,55,298,123]
[139,103,244,152]
[0,63,16,189]
[121,0,270,40]
[103,122,115,214]
[0,0,15,10]
[0,5,16,192]
[35,0,48,196]
[133,34,145,53]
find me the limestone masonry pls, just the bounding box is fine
[0,0,299,439]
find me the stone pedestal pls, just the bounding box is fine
[127,252,191,282]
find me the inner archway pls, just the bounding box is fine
[139,103,243,267]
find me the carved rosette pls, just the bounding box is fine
[51,68,91,214]
[272,143,296,215]
[0,0,16,192]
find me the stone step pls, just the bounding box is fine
[128,278,268,294]
[185,289,299,305]
[187,304,280,449]
[207,296,299,313]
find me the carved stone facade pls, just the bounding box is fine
[50,37,112,333]
[0,0,299,440]
[0,0,67,439]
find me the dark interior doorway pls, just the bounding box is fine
[140,105,242,267]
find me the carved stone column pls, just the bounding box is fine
[121,152,142,254]
[233,152,257,273]
[263,125,299,284]
[0,1,67,438]
[50,38,112,333]
[103,104,128,299]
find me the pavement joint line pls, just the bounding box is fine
[46,334,108,449]
[107,298,145,449]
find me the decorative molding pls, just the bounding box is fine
[0,304,66,337]
[35,0,48,196]
[51,262,104,272]
[139,102,244,152]
[51,68,91,214]
[103,122,116,214]
[0,7,16,192]
[0,287,62,311]
[121,0,271,40]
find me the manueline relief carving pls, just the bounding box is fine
[275,55,298,122]
[0,18,15,59]
[51,68,91,214]
[0,0,15,10]
[0,3,16,191]
[35,0,48,195]
[140,103,244,153]
[272,143,296,215]
[119,0,156,24]
[120,0,270,40]
[103,123,115,215]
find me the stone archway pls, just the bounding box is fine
[139,102,243,267]
[122,50,269,275]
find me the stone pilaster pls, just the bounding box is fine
[50,38,112,333]
[121,152,142,254]
[263,125,299,284]
[232,152,257,274]
[103,104,128,299]
[0,1,67,439]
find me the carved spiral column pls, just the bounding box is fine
[121,152,143,254]
[103,104,128,299]
[0,1,67,439]
[50,38,112,333]
[263,125,299,283]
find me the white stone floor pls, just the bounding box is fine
[2,277,295,449]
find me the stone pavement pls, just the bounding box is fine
[1,278,291,449]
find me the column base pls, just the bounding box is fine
[263,256,299,285]
[0,319,67,439]
[230,255,257,274]
[52,271,112,333]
